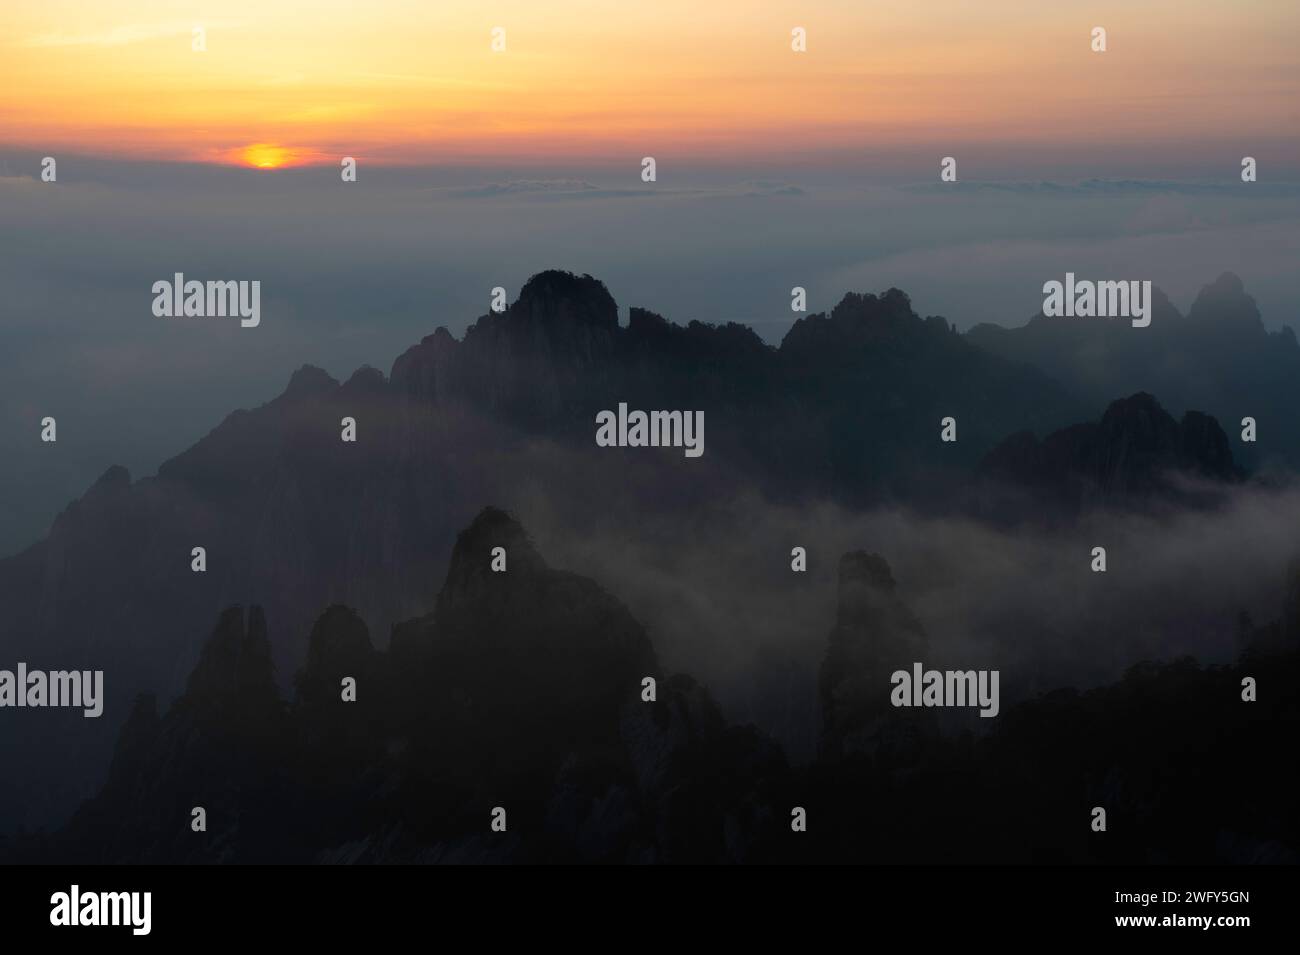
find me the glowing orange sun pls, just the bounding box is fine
[237,143,296,169]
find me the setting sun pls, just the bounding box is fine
[3,0,1296,165]
[237,143,295,169]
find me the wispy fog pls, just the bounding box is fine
[520,471,1300,760]
[2,158,1299,553]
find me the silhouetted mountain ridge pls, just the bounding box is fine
[967,271,1300,471]
[979,392,1241,516]
[9,507,1293,864]
[0,268,1279,833]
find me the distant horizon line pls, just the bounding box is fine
[6,152,1300,187]
[4,140,1300,176]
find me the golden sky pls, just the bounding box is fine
[2,0,1296,167]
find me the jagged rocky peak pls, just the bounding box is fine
[780,286,943,355]
[88,464,131,494]
[627,306,672,334]
[836,551,898,621]
[1188,272,1262,329]
[304,604,373,660]
[435,506,547,612]
[829,287,915,324]
[341,365,387,394]
[1094,392,1236,480]
[389,506,659,709]
[388,504,660,795]
[1096,391,1182,450]
[458,504,543,563]
[297,605,374,705]
[820,550,931,760]
[831,551,928,653]
[282,363,340,399]
[180,605,281,726]
[509,270,619,331]
[984,392,1237,496]
[1176,410,1235,478]
[389,326,458,398]
[391,271,621,409]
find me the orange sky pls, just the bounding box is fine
[2,0,1297,167]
